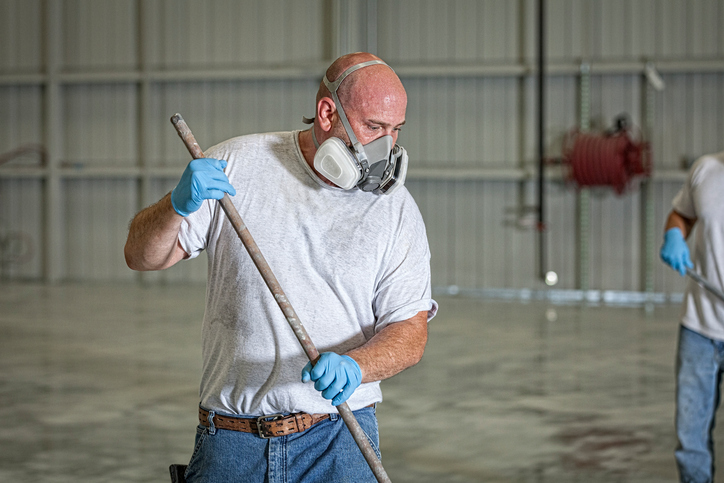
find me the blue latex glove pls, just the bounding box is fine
[301,352,362,406]
[660,227,693,276]
[171,158,237,217]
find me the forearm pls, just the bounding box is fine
[346,311,428,383]
[124,192,188,271]
[665,210,697,239]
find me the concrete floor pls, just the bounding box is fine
[0,282,719,482]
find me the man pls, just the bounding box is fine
[124,52,437,482]
[660,150,724,483]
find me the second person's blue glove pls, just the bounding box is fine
[660,227,693,276]
[171,158,236,217]
[301,352,362,406]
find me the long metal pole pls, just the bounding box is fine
[577,63,591,291]
[537,0,547,281]
[641,66,656,310]
[687,269,724,304]
[170,114,392,483]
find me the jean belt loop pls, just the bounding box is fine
[207,410,216,435]
[329,412,339,422]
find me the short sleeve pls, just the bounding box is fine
[672,157,708,220]
[177,199,216,259]
[372,197,438,331]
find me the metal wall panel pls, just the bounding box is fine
[589,75,642,133]
[0,86,43,150]
[63,84,138,166]
[0,0,723,294]
[546,181,578,289]
[0,179,43,279]
[63,179,138,281]
[378,0,520,63]
[62,0,138,71]
[588,189,641,291]
[685,74,722,161]
[145,79,318,166]
[628,0,658,58]
[545,75,578,159]
[656,73,724,170]
[0,0,42,73]
[145,0,326,68]
[547,0,723,60]
[0,85,44,279]
[403,76,521,169]
[408,179,539,289]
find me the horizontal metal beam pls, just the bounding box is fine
[2,59,723,86]
[408,167,530,181]
[146,65,328,82]
[0,73,45,85]
[0,166,690,182]
[394,63,528,78]
[434,284,684,306]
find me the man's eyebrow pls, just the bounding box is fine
[368,119,406,127]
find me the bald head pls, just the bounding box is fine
[316,52,406,109]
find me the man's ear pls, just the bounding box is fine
[317,97,336,132]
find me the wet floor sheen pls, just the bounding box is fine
[0,283,717,482]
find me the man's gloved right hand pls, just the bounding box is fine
[660,227,693,276]
[171,158,237,217]
[301,352,362,406]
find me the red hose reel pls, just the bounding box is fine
[563,116,651,194]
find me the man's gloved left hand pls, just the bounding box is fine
[301,352,362,406]
[661,227,693,276]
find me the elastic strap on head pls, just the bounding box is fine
[323,60,392,169]
[324,60,389,93]
[310,124,320,149]
[302,116,320,148]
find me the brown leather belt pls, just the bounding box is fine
[199,406,370,439]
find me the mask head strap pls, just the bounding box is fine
[302,116,321,149]
[322,60,391,170]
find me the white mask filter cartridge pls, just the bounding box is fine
[313,137,362,190]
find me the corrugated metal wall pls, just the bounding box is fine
[1,0,722,294]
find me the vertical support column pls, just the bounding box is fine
[137,0,152,284]
[332,0,350,58]
[536,0,547,282]
[577,62,591,292]
[641,63,658,304]
[515,0,531,275]
[365,0,377,54]
[137,0,152,210]
[43,0,63,282]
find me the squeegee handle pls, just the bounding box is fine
[170,114,391,483]
[687,268,724,304]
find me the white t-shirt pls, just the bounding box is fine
[178,131,438,416]
[672,151,724,341]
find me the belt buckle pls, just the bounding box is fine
[257,413,284,438]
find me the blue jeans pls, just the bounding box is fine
[676,326,724,483]
[184,406,380,483]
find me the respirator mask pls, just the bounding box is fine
[302,60,408,195]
